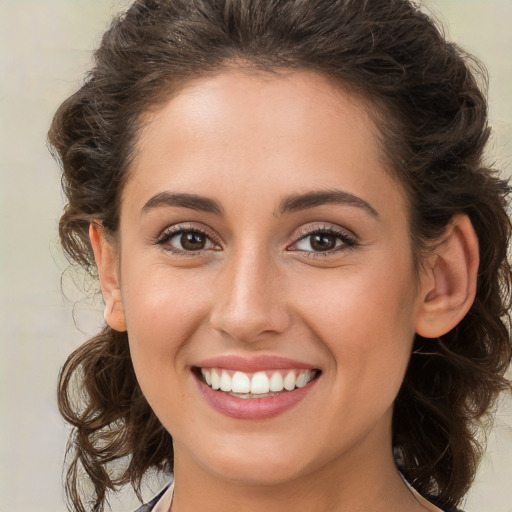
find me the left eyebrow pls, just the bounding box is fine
[278,189,379,217]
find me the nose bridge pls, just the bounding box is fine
[210,242,290,342]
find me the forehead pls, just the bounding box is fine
[124,68,406,222]
[136,68,377,155]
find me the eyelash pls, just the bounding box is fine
[155,225,221,255]
[154,224,359,257]
[288,225,359,258]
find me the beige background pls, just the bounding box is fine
[0,1,510,511]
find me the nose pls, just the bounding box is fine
[209,248,291,344]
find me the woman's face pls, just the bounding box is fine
[110,69,428,484]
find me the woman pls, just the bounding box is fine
[48,1,512,511]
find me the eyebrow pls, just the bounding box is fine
[142,192,224,215]
[141,189,378,218]
[278,189,379,217]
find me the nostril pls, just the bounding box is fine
[209,306,292,343]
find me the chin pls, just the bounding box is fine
[187,433,320,486]
[211,458,307,487]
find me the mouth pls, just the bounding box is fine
[195,367,320,399]
[192,356,322,419]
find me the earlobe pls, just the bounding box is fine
[415,215,479,338]
[89,222,127,332]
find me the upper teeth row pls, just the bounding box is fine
[200,368,316,394]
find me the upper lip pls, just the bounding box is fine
[194,355,318,373]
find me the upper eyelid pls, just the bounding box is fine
[157,223,220,242]
[293,223,357,241]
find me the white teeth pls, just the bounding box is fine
[296,372,310,388]
[283,370,296,391]
[269,372,284,392]
[200,368,317,395]
[250,371,270,394]
[231,371,251,393]
[211,369,221,390]
[220,370,231,392]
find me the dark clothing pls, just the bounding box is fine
[132,486,169,512]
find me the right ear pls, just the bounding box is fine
[89,222,127,332]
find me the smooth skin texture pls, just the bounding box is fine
[90,69,479,512]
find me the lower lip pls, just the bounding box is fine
[195,374,319,420]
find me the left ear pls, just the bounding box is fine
[415,215,479,338]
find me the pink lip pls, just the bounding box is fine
[196,379,317,420]
[195,355,317,373]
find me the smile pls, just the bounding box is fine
[199,368,319,398]
[193,358,321,419]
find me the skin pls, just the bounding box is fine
[91,69,479,512]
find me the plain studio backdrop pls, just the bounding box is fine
[0,1,510,511]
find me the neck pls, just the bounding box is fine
[170,414,430,512]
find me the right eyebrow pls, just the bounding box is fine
[141,192,224,216]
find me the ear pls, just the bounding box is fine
[415,215,479,338]
[89,222,127,332]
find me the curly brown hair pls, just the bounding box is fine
[48,1,512,511]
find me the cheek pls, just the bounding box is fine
[119,268,213,430]
[296,263,417,335]
[120,263,212,376]
[293,260,418,391]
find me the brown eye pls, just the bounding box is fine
[289,227,358,255]
[157,228,217,253]
[309,233,337,251]
[180,231,207,250]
